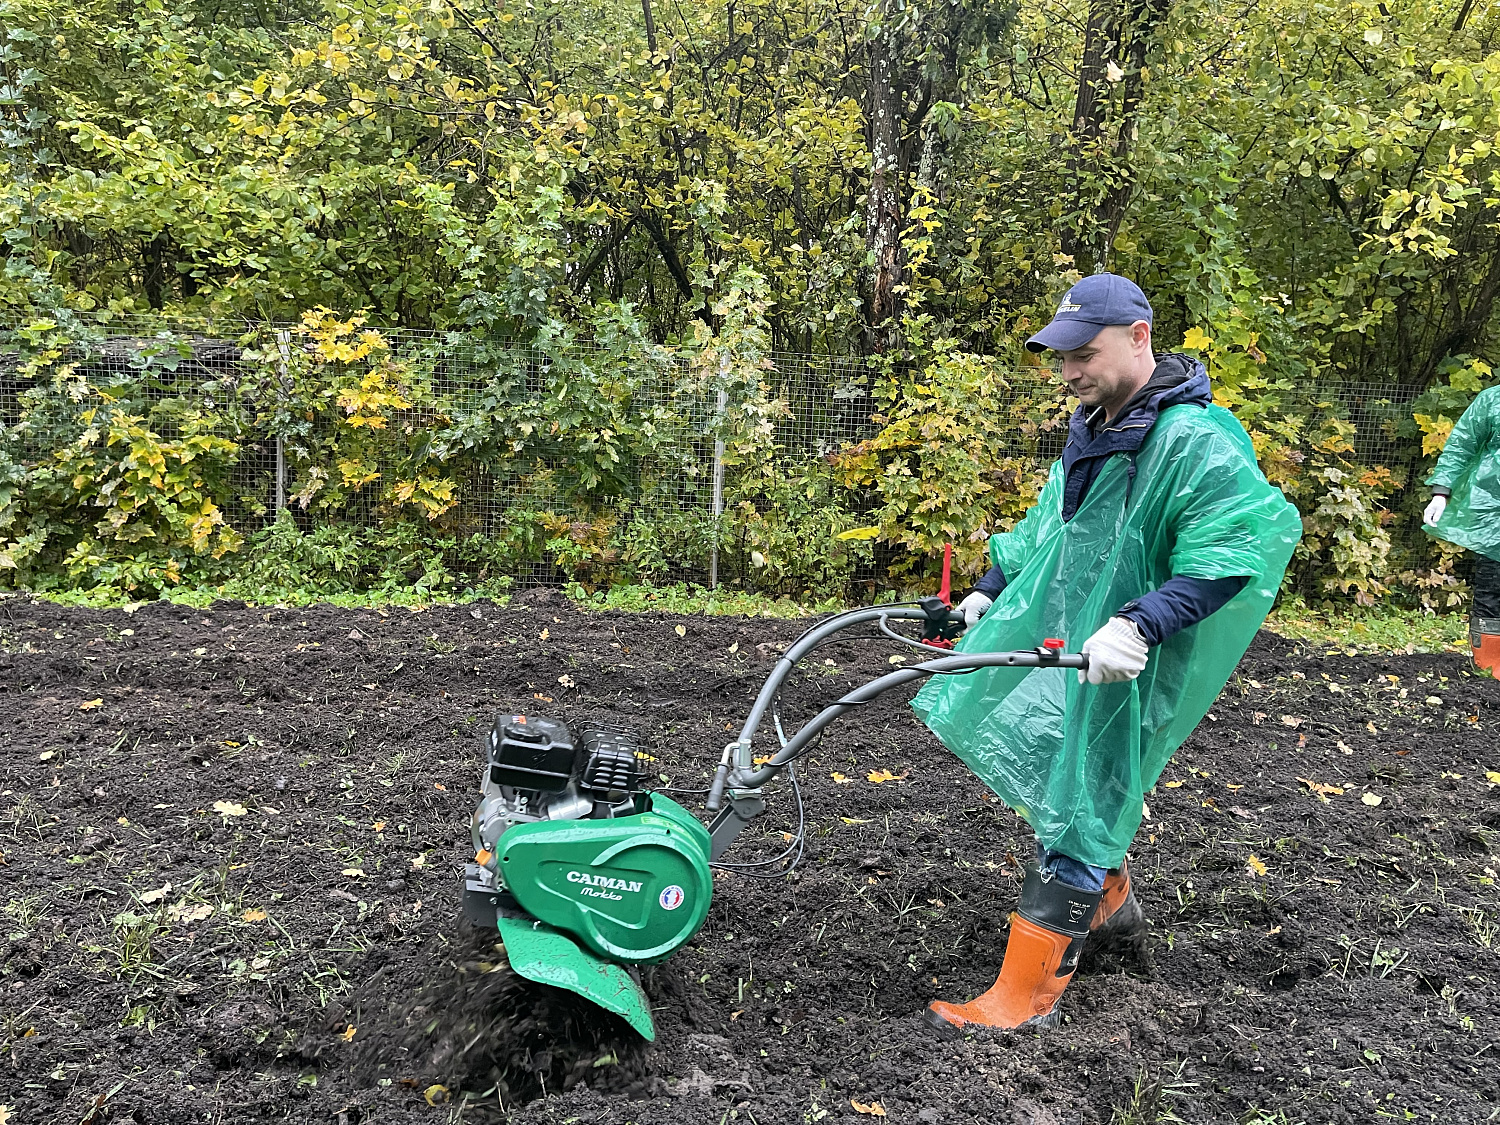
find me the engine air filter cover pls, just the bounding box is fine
[488,714,576,792]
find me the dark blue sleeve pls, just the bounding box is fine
[1116,575,1249,646]
[973,564,1008,599]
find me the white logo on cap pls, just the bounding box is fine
[1056,301,1081,313]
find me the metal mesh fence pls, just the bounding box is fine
[0,313,1437,594]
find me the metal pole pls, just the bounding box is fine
[274,330,291,513]
[709,369,728,590]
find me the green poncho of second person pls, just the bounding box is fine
[912,401,1302,869]
[1426,385,1500,563]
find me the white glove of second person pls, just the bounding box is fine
[1423,495,1448,527]
[957,591,993,627]
[1079,617,1149,685]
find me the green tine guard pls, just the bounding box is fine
[496,913,656,1041]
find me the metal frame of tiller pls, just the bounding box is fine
[703,596,1087,862]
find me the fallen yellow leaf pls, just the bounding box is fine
[1361,792,1383,807]
[434,783,447,791]
[866,769,909,784]
[341,868,366,878]
[411,855,427,868]
[341,1025,357,1042]
[830,772,855,784]
[372,821,386,832]
[674,624,687,637]
[139,883,171,905]
[243,908,268,922]
[1245,854,1267,877]
[1163,780,1185,788]
[1485,771,1500,786]
[424,1084,449,1106]
[212,800,248,818]
[79,698,103,711]
[539,628,549,641]
[1280,715,1303,727]
[1296,777,1343,798]
[851,1099,887,1117]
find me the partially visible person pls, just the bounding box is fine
[1424,384,1500,678]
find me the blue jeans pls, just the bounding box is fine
[1036,841,1107,894]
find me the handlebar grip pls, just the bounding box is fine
[705,762,731,812]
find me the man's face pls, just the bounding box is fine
[1056,322,1151,412]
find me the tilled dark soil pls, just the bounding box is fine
[3,590,1499,1125]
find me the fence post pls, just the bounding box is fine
[709,356,729,590]
[274,329,291,513]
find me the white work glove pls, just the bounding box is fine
[957,591,994,628]
[1079,617,1149,685]
[1423,494,1448,527]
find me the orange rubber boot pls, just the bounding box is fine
[1091,857,1144,935]
[925,868,1100,1035]
[1473,616,1500,679]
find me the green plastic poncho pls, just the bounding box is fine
[1425,385,1500,563]
[912,404,1302,868]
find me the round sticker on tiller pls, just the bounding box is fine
[658,884,686,911]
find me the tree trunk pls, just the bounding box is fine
[1061,0,1116,271]
[141,234,169,310]
[863,18,902,356]
[1063,0,1172,272]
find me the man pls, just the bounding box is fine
[913,273,1302,1034]
[1422,382,1500,677]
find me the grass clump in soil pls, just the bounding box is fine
[1265,594,1471,654]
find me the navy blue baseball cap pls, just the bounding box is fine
[1025,273,1154,353]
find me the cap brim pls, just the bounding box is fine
[1024,319,1107,354]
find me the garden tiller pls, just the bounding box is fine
[461,590,1087,1040]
